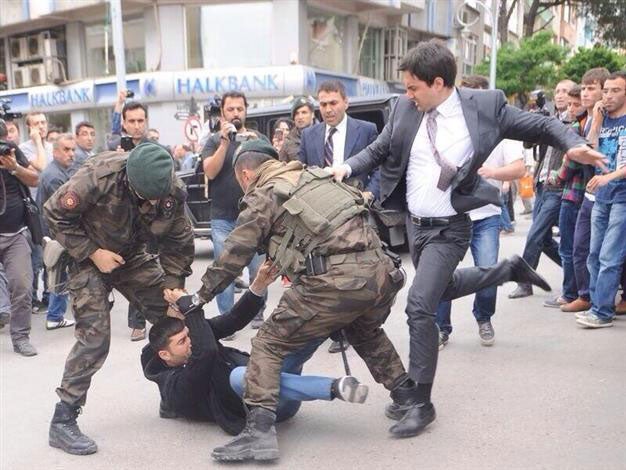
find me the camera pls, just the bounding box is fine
[204,95,223,133]
[126,90,135,99]
[0,98,23,121]
[228,119,243,142]
[0,142,12,156]
[120,136,135,152]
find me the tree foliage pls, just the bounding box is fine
[580,0,626,48]
[475,31,567,100]
[561,45,626,83]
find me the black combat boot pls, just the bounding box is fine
[387,377,436,438]
[211,407,279,461]
[49,401,98,455]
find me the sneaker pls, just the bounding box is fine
[543,296,569,308]
[46,318,76,330]
[575,311,590,320]
[478,321,495,346]
[438,331,449,350]
[561,297,591,313]
[576,312,613,329]
[32,299,48,314]
[130,328,146,341]
[13,339,38,357]
[332,376,369,404]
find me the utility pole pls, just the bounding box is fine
[108,0,126,93]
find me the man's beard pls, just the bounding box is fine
[231,118,243,130]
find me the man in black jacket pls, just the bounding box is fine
[142,261,368,437]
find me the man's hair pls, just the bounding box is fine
[608,70,626,84]
[581,67,610,87]
[148,128,159,134]
[567,84,581,99]
[234,151,273,173]
[221,91,248,110]
[25,112,46,127]
[0,119,7,139]
[398,40,457,87]
[53,133,75,151]
[460,75,489,90]
[149,317,185,353]
[75,121,95,136]
[122,101,148,120]
[317,80,347,99]
[47,127,61,138]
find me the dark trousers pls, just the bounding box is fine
[572,197,593,300]
[558,200,580,301]
[522,184,562,270]
[405,216,519,385]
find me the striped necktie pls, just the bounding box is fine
[426,109,457,191]
[323,126,337,167]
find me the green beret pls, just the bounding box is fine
[126,142,173,199]
[291,96,314,118]
[234,139,279,166]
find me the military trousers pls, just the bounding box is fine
[57,251,168,407]
[243,249,407,410]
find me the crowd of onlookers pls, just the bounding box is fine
[1,64,625,357]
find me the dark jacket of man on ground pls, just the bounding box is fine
[141,291,263,435]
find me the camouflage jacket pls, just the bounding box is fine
[44,151,194,289]
[278,127,303,162]
[197,160,379,302]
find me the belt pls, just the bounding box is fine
[410,213,469,227]
[304,248,383,276]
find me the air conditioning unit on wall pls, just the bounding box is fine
[29,63,47,86]
[12,67,30,88]
[9,37,27,61]
[27,31,58,59]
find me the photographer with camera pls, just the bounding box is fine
[0,118,40,356]
[201,91,268,331]
[107,89,149,152]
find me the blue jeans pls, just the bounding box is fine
[588,202,626,320]
[572,197,593,300]
[211,218,265,315]
[558,200,580,301]
[46,272,68,322]
[500,193,514,231]
[436,215,500,335]
[522,184,561,270]
[230,338,329,421]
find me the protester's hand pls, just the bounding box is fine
[166,303,184,320]
[250,260,280,294]
[164,288,187,304]
[325,164,349,182]
[591,100,605,121]
[30,127,42,143]
[240,131,258,141]
[89,249,125,273]
[477,165,497,179]
[0,149,18,171]
[115,145,124,153]
[117,89,128,106]
[566,145,608,172]
[586,174,612,192]
[219,120,236,142]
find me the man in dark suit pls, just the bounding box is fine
[299,80,380,200]
[330,40,606,438]
[299,80,380,353]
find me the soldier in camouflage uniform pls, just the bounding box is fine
[44,143,194,456]
[278,96,315,162]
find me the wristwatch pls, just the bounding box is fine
[176,292,204,316]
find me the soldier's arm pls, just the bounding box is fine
[43,170,101,262]
[156,181,195,289]
[196,187,275,303]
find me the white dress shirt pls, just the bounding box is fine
[406,90,474,217]
[324,113,348,167]
[469,139,524,221]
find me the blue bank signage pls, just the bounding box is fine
[30,84,94,109]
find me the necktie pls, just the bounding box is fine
[426,109,457,191]
[323,127,337,167]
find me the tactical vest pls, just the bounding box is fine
[267,167,369,279]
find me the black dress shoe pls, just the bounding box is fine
[389,402,436,438]
[509,255,551,292]
[385,401,412,421]
[328,340,350,354]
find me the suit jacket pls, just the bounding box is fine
[298,116,381,199]
[347,88,587,214]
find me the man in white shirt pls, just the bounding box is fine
[436,75,525,349]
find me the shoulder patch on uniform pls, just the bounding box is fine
[161,196,176,218]
[60,191,80,210]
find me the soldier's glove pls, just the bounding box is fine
[175,294,204,316]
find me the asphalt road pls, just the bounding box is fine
[1,213,625,470]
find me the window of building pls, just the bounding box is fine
[0,38,7,90]
[308,9,345,72]
[186,5,202,69]
[463,34,477,77]
[384,27,407,82]
[85,16,146,77]
[358,26,383,80]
